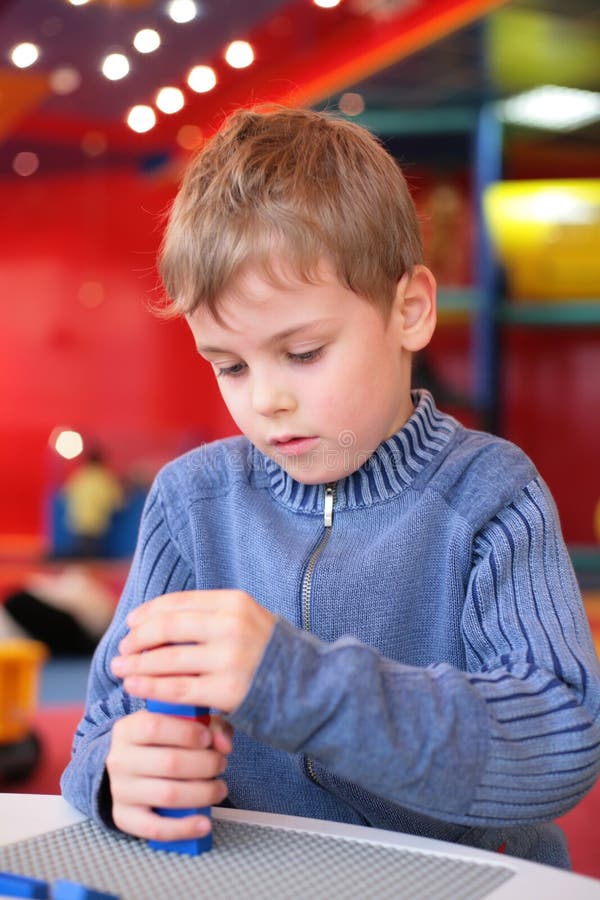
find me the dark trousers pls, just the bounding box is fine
[3,591,97,655]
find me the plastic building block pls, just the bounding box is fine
[51,881,119,900]
[145,699,209,722]
[148,807,213,855]
[0,871,48,898]
[146,699,212,856]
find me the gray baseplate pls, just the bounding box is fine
[0,817,513,899]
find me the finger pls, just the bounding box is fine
[117,745,228,780]
[123,671,243,712]
[113,804,213,842]
[119,610,227,654]
[122,674,209,706]
[127,590,239,627]
[112,641,226,678]
[114,710,212,750]
[119,614,193,654]
[112,775,228,810]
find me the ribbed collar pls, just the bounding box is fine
[256,390,456,515]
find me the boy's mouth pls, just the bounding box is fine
[270,436,319,456]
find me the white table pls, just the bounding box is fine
[0,794,598,899]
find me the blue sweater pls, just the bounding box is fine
[61,391,600,868]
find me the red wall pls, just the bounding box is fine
[0,165,598,544]
[502,326,600,545]
[0,165,236,538]
[428,324,600,545]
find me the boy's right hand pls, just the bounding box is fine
[106,709,232,841]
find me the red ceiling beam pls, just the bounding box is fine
[276,0,510,108]
[156,0,510,149]
[155,0,506,151]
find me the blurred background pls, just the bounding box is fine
[0,0,598,876]
[0,0,598,560]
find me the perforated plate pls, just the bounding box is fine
[0,817,513,900]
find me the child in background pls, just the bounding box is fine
[62,447,123,558]
[62,107,600,868]
[0,566,116,655]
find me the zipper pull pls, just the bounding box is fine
[324,484,335,528]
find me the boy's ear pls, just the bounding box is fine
[392,265,437,352]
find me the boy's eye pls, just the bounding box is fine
[288,347,324,364]
[214,347,324,378]
[216,362,247,378]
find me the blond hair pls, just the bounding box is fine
[159,106,423,319]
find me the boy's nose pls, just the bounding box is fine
[251,378,296,417]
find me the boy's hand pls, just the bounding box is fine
[111,590,277,713]
[106,709,232,840]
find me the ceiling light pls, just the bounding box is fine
[127,105,157,133]
[11,43,39,68]
[50,66,81,95]
[155,86,185,114]
[167,0,197,24]
[52,430,84,460]
[224,40,254,69]
[177,124,203,150]
[67,0,91,6]
[187,65,216,93]
[313,0,342,7]
[133,28,161,54]
[498,85,600,132]
[102,53,130,81]
[13,152,39,177]
[339,92,365,116]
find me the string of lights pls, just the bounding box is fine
[7,0,342,147]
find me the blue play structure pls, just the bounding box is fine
[47,489,146,560]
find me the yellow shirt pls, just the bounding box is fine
[63,464,123,537]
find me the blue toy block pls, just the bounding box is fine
[148,834,212,855]
[51,881,119,900]
[146,699,212,856]
[148,806,212,855]
[146,699,209,720]
[0,872,48,898]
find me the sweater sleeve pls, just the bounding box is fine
[60,481,195,827]
[460,476,600,823]
[230,476,600,826]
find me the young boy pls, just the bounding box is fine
[61,107,600,869]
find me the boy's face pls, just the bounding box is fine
[186,260,415,484]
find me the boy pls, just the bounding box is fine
[62,108,600,869]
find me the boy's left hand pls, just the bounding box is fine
[111,590,277,713]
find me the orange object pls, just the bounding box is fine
[0,68,49,143]
[0,639,48,743]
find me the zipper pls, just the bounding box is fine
[301,482,336,783]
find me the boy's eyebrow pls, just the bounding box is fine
[197,319,335,354]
